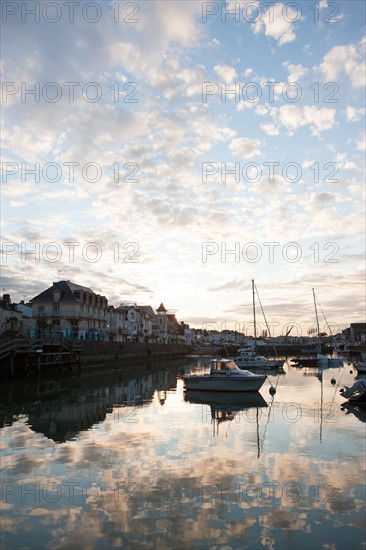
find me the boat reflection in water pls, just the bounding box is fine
[184,390,268,440]
[340,401,366,423]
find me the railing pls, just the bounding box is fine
[0,339,17,361]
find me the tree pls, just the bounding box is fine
[6,316,19,333]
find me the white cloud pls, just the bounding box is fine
[253,3,300,46]
[356,133,366,151]
[277,105,336,136]
[318,38,366,89]
[214,64,238,83]
[346,106,366,122]
[9,200,27,207]
[260,123,280,136]
[228,137,261,159]
[180,65,207,97]
[282,62,307,82]
[342,161,358,173]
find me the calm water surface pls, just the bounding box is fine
[1,356,365,550]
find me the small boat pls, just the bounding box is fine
[355,361,366,373]
[340,378,366,403]
[233,354,283,369]
[183,359,266,392]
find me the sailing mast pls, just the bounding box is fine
[252,279,257,350]
[312,288,321,353]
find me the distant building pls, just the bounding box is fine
[155,303,168,343]
[138,305,155,342]
[349,323,366,343]
[0,294,23,335]
[30,280,108,340]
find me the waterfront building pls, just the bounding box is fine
[30,281,109,340]
[155,303,168,343]
[0,294,24,335]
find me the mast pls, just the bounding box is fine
[312,288,321,353]
[252,279,257,348]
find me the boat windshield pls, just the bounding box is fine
[212,360,239,371]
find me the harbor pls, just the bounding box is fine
[1,355,365,549]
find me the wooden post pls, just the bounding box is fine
[9,354,14,382]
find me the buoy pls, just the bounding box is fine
[350,370,353,374]
[269,386,276,395]
[331,378,336,385]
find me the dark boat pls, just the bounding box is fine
[340,378,366,403]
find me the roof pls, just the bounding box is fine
[156,302,167,312]
[138,305,155,317]
[30,280,96,303]
[0,300,18,312]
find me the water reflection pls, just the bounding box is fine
[0,357,365,549]
[1,363,180,442]
[184,390,268,441]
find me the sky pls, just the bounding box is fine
[1,0,365,337]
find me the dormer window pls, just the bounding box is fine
[53,289,61,302]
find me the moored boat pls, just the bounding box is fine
[233,354,283,369]
[291,354,342,368]
[355,361,366,373]
[183,359,266,392]
[340,378,366,403]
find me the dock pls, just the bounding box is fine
[0,336,82,381]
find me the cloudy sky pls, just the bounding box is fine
[1,0,365,336]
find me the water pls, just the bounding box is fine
[1,356,365,550]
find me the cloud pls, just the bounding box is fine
[356,133,366,151]
[277,105,336,136]
[345,106,366,122]
[282,62,307,82]
[229,137,261,159]
[253,3,300,46]
[260,123,280,136]
[214,64,238,83]
[318,38,366,89]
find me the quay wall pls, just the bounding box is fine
[79,342,194,366]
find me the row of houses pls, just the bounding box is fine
[0,279,240,345]
[1,280,366,346]
[0,280,188,344]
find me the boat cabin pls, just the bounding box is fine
[210,360,240,372]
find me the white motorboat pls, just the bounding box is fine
[183,359,266,392]
[233,354,283,369]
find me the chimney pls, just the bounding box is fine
[2,294,11,304]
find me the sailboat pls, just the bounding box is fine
[291,289,340,368]
[233,280,284,370]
